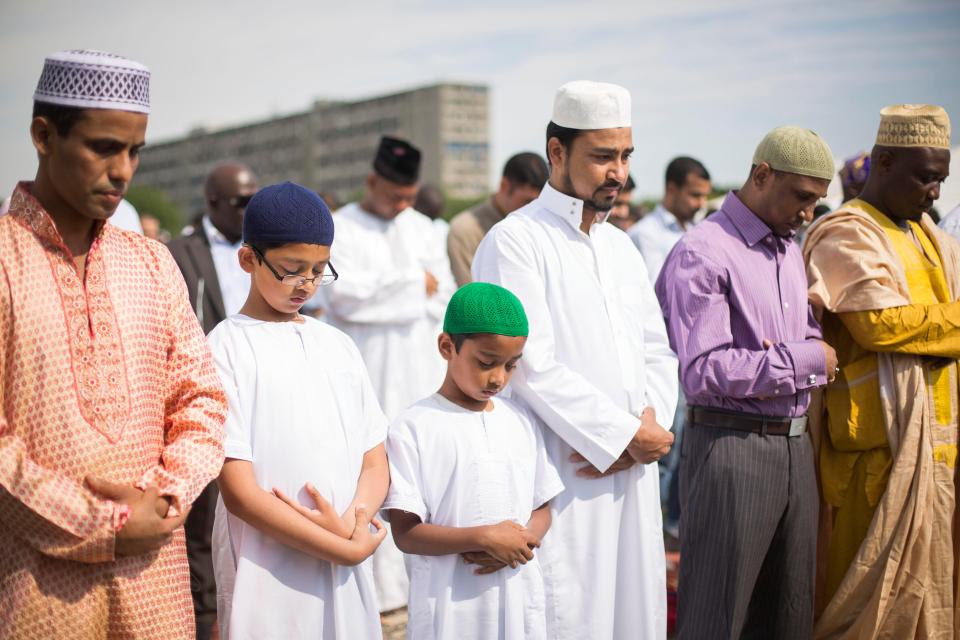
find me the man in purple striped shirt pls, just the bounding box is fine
[655,126,839,639]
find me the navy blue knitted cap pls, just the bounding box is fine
[242,181,334,246]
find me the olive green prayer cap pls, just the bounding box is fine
[443,282,529,337]
[752,125,835,181]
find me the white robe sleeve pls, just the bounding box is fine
[207,324,253,462]
[350,338,389,451]
[382,418,428,522]
[422,222,457,323]
[636,254,679,429]
[472,226,639,472]
[531,418,564,511]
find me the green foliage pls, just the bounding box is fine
[125,186,184,235]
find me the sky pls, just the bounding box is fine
[2,0,959,208]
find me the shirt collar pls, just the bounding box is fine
[7,181,106,252]
[721,191,774,247]
[652,203,684,232]
[538,181,586,234]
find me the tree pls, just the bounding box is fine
[125,186,185,235]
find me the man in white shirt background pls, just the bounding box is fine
[627,155,711,539]
[473,80,678,639]
[628,156,711,280]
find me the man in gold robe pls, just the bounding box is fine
[804,104,957,638]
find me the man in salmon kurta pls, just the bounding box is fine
[0,50,226,639]
[804,104,957,639]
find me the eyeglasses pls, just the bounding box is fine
[249,245,339,287]
[225,194,253,209]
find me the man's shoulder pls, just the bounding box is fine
[449,201,490,234]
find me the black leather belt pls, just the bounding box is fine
[687,405,808,437]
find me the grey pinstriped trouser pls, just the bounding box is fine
[676,420,818,640]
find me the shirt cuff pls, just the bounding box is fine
[224,439,253,462]
[783,340,827,389]
[380,495,427,523]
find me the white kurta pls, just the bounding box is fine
[208,314,387,640]
[383,395,564,640]
[472,182,679,639]
[326,203,456,611]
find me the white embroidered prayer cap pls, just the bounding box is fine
[33,50,150,114]
[552,80,631,130]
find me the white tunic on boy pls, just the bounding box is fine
[472,183,679,639]
[209,314,387,640]
[383,394,564,640]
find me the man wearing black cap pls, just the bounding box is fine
[326,135,455,612]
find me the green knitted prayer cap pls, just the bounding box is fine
[752,125,835,181]
[443,282,529,337]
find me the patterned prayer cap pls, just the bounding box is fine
[753,126,835,181]
[34,50,150,114]
[443,282,529,337]
[243,182,334,247]
[373,136,421,185]
[876,104,951,149]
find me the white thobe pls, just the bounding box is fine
[383,395,564,640]
[326,202,455,611]
[209,315,387,640]
[473,182,679,639]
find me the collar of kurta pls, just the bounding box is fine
[7,181,108,254]
[721,191,778,247]
[538,181,587,234]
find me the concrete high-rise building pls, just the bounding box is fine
[135,83,489,217]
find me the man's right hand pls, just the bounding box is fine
[816,339,839,382]
[625,407,674,464]
[86,478,190,557]
[425,270,439,297]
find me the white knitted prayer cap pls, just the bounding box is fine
[33,50,150,114]
[552,81,631,130]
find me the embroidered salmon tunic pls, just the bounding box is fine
[0,182,227,639]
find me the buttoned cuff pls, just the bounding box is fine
[784,340,827,389]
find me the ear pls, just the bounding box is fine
[499,176,511,195]
[751,162,773,190]
[237,246,257,274]
[366,173,377,191]
[547,137,566,170]
[437,332,455,361]
[30,116,56,157]
[875,150,894,174]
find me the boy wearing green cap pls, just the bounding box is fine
[383,282,564,640]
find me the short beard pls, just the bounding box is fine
[562,170,620,213]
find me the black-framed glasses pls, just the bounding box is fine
[249,244,339,287]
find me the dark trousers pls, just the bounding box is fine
[677,420,817,640]
[186,481,219,640]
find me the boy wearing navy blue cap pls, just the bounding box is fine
[209,182,390,639]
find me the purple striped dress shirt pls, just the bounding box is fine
[654,191,827,418]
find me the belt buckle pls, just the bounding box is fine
[788,417,808,437]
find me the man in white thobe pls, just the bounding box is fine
[326,135,455,612]
[473,81,678,639]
